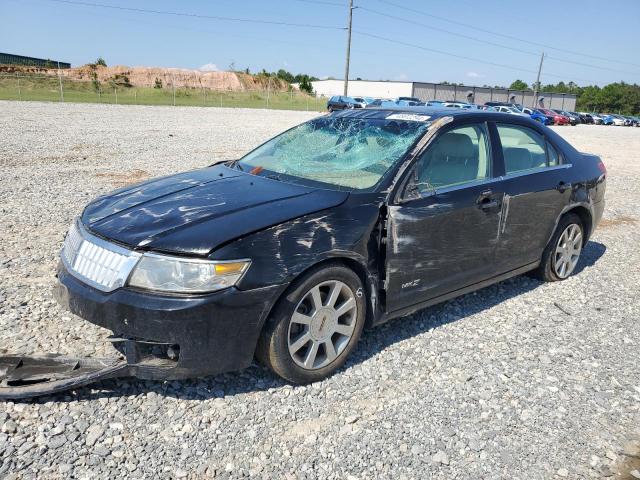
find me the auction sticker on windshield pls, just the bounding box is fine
[386,113,431,122]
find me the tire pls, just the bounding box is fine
[327,106,333,113]
[534,213,584,282]
[256,263,366,384]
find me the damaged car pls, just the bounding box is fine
[1,107,607,397]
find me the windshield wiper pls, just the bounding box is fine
[225,159,244,171]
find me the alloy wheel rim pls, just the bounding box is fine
[553,223,583,279]
[287,280,357,370]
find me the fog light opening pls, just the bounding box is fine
[167,345,180,361]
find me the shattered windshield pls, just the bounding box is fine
[238,116,429,190]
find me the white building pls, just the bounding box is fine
[311,79,413,99]
[310,79,577,110]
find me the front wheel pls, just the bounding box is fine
[256,264,366,384]
[534,213,584,282]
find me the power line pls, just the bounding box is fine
[353,30,537,74]
[371,0,640,70]
[359,7,539,57]
[44,0,346,30]
[359,5,640,77]
[289,0,345,6]
[353,30,599,84]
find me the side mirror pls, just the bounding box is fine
[400,168,436,203]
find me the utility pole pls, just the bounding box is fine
[172,74,176,106]
[266,76,271,108]
[532,52,544,108]
[343,0,354,96]
[57,61,64,102]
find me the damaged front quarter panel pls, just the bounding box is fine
[210,192,388,326]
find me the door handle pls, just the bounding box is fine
[557,181,571,193]
[477,191,498,209]
[478,198,498,209]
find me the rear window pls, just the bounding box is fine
[497,124,549,173]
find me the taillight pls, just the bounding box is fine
[597,161,607,174]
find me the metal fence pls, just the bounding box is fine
[0,73,326,111]
[412,82,577,110]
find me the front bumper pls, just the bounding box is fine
[54,262,282,380]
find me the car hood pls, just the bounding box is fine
[82,164,349,256]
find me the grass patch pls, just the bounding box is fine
[0,74,327,111]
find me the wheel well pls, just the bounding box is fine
[565,206,592,244]
[261,257,376,334]
[297,257,376,328]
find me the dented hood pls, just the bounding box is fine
[82,165,348,256]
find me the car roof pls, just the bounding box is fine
[331,106,546,125]
[330,106,581,158]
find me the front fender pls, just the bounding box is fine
[210,194,385,291]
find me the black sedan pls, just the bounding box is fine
[326,95,361,112]
[52,108,606,385]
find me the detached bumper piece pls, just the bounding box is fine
[0,336,186,400]
[0,354,128,400]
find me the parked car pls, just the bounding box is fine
[425,100,444,107]
[326,96,362,112]
[365,99,394,108]
[442,102,475,109]
[523,107,553,125]
[578,112,594,124]
[590,113,604,125]
[601,114,625,126]
[611,115,631,127]
[495,105,529,117]
[567,112,583,124]
[485,101,524,111]
[533,109,556,125]
[351,97,376,108]
[6,106,600,396]
[553,110,580,126]
[397,96,422,103]
[538,108,570,125]
[396,99,425,107]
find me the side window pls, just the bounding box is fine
[497,124,551,173]
[547,141,560,166]
[412,124,491,194]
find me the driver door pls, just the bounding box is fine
[384,122,504,313]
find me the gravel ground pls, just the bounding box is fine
[0,101,639,479]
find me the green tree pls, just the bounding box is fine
[95,57,107,67]
[509,79,529,90]
[276,69,294,83]
[298,75,314,95]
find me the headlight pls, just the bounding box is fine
[127,254,250,293]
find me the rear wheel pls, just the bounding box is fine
[535,213,584,282]
[256,264,366,384]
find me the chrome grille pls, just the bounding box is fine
[61,221,141,292]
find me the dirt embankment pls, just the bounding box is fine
[0,64,290,91]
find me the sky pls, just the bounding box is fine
[1,0,639,87]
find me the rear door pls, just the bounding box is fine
[384,122,504,312]
[493,123,573,272]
